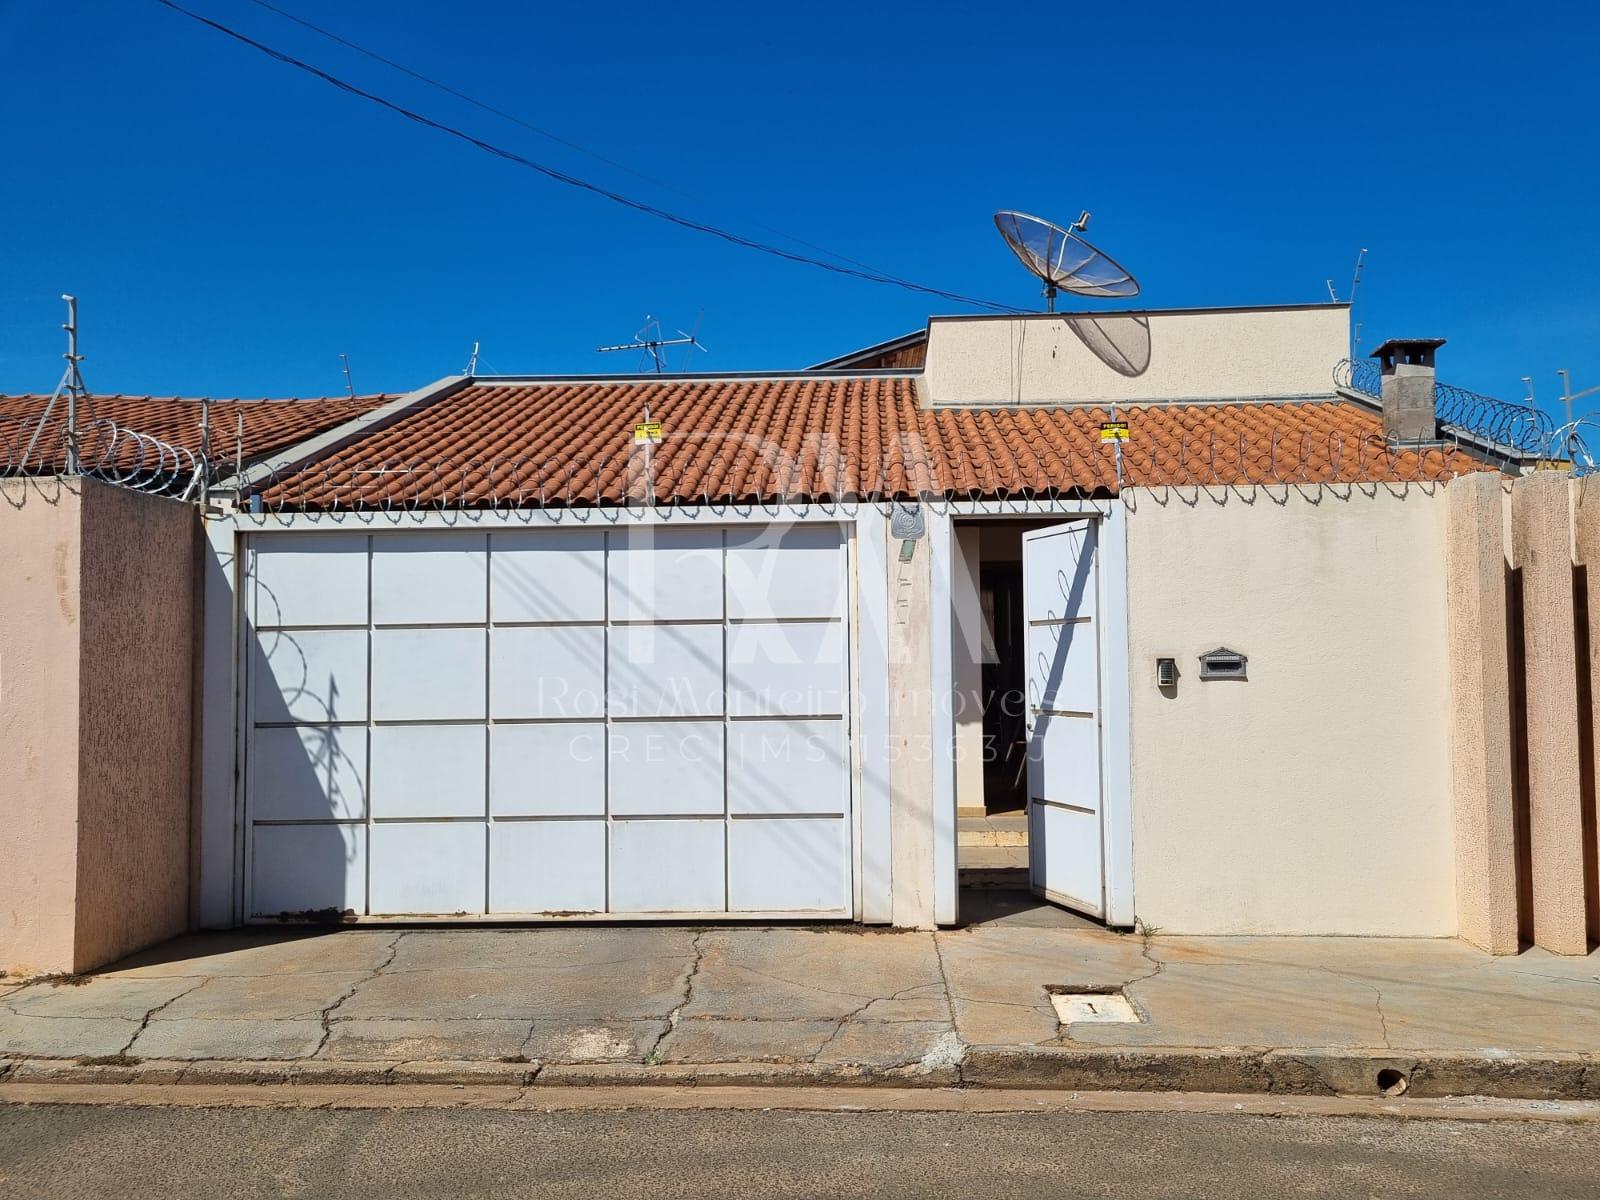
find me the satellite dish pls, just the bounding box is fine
[993,210,1140,310]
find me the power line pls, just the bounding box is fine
[240,0,680,196]
[154,0,1021,315]
[241,0,914,283]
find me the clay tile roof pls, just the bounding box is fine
[250,377,1498,510]
[0,392,391,472]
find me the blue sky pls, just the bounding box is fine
[2,1,1596,417]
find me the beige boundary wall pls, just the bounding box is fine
[6,469,1591,953]
[1124,484,1459,937]
[1444,474,1518,952]
[1125,473,1600,948]
[1447,472,1600,955]
[0,477,197,975]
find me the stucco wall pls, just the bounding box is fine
[889,516,937,928]
[0,478,195,975]
[73,482,196,969]
[1444,474,1518,953]
[0,479,84,976]
[1125,484,1456,936]
[921,305,1349,407]
[952,525,984,814]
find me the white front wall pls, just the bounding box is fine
[238,522,856,921]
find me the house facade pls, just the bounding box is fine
[4,300,1590,974]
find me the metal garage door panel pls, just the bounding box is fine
[490,529,606,623]
[369,823,486,915]
[725,526,845,619]
[250,726,367,822]
[609,819,725,912]
[609,721,724,816]
[489,821,607,913]
[609,624,724,717]
[244,521,854,924]
[250,824,366,917]
[490,724,606,816]
[727,720,848,815]
[370,725,486,819]
[609,528,724,622]
[728,818,848,911]
[251,533,368,628]
[253,629,369,724]
[726,621,846,717]
[490,626,605,719]
[371,532,487,625]
[371,628,486,721]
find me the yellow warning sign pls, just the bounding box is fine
[633,421,664,445]
[1099,421,1130,443]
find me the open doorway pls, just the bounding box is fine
[947,507,1132,929]
[979,554,1027,815]
[953,518,1062,884]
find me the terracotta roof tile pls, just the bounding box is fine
[0,392,391,472]
[249,377,1498,510]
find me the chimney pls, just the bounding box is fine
[1370,337,1445,441]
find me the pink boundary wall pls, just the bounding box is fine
[0,477,196,975]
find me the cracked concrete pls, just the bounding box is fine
[647,930,708,1062]
[120,978,209,1056]
[1322,967,1392,1051]
[0,895,1596,1096]
[312,933,406,1059]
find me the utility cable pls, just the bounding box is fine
[155,0,1021,314]
[241,0,921,284]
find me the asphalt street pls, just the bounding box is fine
[3,1101,1599,1199]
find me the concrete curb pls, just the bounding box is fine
[2,1049,1595,1100]
[0,1057,956,1090]
[535,1061,962,1088]
[959,1047,1599,1101]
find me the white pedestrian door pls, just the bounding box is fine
[1021,520,1105,917]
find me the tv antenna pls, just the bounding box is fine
[23,294,92,473]
[1328,248,1368,356]
[1557,369,1600,458]
[338,352,356,398]
[1348,247,1367,355]
[596,315,707,374]
[465,341,480,375]
[993,211,1139,312]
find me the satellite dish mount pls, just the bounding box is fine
[1039,211,1091,312]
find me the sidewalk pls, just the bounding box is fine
[2,892,1597,1099]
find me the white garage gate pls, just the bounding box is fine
[241,522,853,921]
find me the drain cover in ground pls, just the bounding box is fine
[1049,991,1140,1024]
